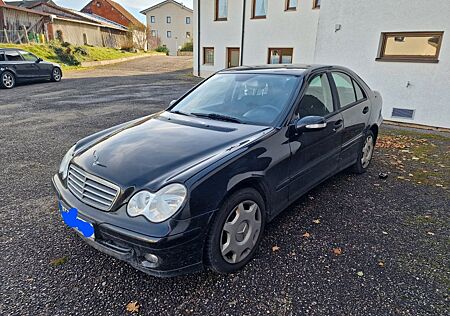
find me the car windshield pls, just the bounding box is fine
[170,73,300,126]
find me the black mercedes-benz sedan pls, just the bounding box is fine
[0,48,62,89]
[52,65,383,277]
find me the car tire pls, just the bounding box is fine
[352,130,375,174]
[51,67,62,82]
[205,188,266,274]
[1,71,16,89]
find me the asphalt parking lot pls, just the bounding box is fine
[0,56,449,316]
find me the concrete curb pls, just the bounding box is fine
[80,54,163,67]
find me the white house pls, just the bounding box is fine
[141,0,193,56]
[193,0,450,129]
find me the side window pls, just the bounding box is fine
[298,73,334,118]
[20,50,38,62]
[331,72,359,107]
[5,51,23,62]
[354,81,366,101]
[0,53,5,61]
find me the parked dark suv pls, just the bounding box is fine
[53,65,383,277]
[0,48,62,89]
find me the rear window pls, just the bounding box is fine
[332,72,366,108]
[5,51,23,62]
[0,53,5,61]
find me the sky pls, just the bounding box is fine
[55,0,194,23]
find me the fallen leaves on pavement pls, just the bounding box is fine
[126,301,140,313]
[357,271,364,277]
[272,245,280,252]
[302,232,311,238]
[332,247,343,256]
[50,257,68,267]
[313,219,321,224]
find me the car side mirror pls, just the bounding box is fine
[295,116,327,132]
[169,100,177,107]
[36,58,43,63]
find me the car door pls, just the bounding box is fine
[4,50,28,79]
[18,50,46,79]
[288,72,344,201]
[330,71,371,169]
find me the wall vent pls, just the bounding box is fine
[392,108,415,119]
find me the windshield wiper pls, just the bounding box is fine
[191,112,243,124]
[170,110,192,117]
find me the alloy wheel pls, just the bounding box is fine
[53,68,61,81]
[220,200,262,264]
[361,135,374,168]
[2,73,14,88]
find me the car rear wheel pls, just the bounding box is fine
[51,67,62,82]
[352,130,375,174]
[205,188,266,274]
[1,71,16,89]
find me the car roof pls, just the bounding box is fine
[219,64,352,76]
[0,48,22,52]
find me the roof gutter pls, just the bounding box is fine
[197,0,201,77]
[240,0,246,66]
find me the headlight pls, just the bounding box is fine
[59,145,76,180]
[127,184,187,223]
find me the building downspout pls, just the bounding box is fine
[240,0,246,66]
[197,0,201,76]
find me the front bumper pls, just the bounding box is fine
[52,175,216,277]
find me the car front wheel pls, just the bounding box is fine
[205,188,266,274]
[352,130,375,174]
[51,67,62,82]
[1,71,16,89]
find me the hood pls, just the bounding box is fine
[72,112,271,190]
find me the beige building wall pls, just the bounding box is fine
[143,2,193,56]
[52,19,103,46]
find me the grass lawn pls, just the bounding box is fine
[1,43,162,70]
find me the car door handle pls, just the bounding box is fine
[363,106,369,114]
[333,119,343,131]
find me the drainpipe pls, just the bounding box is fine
[240,0,246,66]
[197,0,201,76]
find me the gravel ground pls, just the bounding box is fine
[0,56,449,316]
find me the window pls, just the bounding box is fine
[186,16,191,24]
[203,47,214,65]
[286,0,297,11]
[298,73,334,118]
[354,81,366,101]
[252,0,268,19]
[5,51,23,62]
[19,50,38,62]
[268,48,293,64]
[332,72,366,108]
[186,32,191,39]
[171,73,299,126]
[167,31,172,38]
[215,0,228,21]
[377,31,443,63]
[166,16,171,23]
[0,53,5,61]
[151,30,157,37]
[313,0,321,9]
[150,16,155,23]
[83,33,88,45]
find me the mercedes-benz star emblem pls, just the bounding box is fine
[92,150,106,167]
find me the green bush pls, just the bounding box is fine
[74,46,89,56]
[180,41,193,52]
[155,45,169,55]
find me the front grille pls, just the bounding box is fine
[67,164,120,211]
